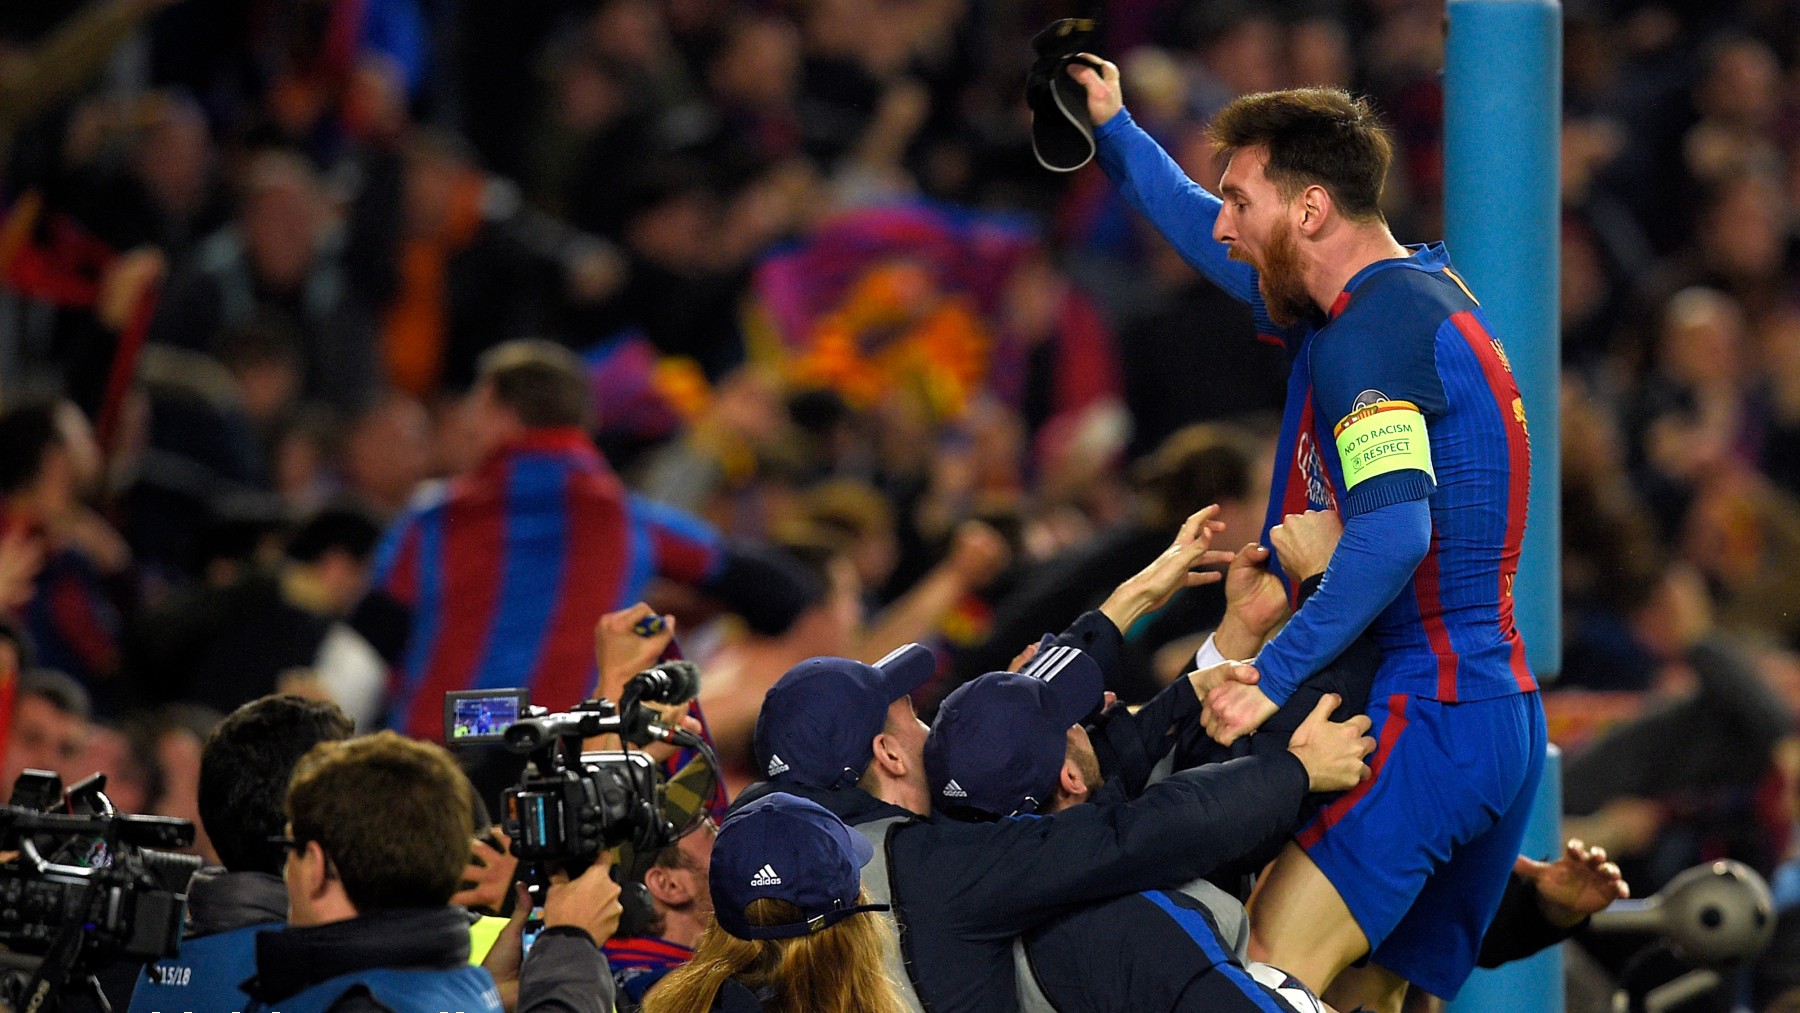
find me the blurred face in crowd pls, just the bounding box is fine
[134,100,212,219]
[709,16,800,110]
[1700,174,1785,281]
[243,173,319,293]
[346,395,434,512]
[1213,146,1313,327]
[2,693,87,796]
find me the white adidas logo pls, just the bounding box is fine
[943,779,967,798]
[750,864,782,886]
[767,754,790,775]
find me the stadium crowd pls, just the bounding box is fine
[3,0,1800,1009]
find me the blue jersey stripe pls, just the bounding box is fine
[1143,891,1290,1013]
[390,506,446,729]
[473,455,572,690]
[621,500,656,607]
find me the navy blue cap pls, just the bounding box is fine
[924,644,1104,817]
[710,792,889,940]
[753,644,936,789]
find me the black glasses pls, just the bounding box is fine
[269,835,306,855]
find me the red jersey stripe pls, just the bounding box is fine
[404,472,506,738]
[1448,311,1534,693]
[1297,694,1410,850]
[1410,533,1459,702]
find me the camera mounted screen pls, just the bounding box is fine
[444,689,530,746]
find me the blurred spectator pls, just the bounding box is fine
[948,423,1258,704]
[148,150,380,413]
[127,505,382,717]
[340,390,434,519]
[2,668,91,798]
[358,340,817,746]
[0,401,132,703]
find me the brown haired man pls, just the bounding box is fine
[1069,60,1544,1012]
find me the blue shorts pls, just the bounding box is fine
[1296,690,1545,999]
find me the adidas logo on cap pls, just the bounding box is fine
[943,779,967,798]
[750,864,782,887]
[767,754,790,775]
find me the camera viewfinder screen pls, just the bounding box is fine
[445,690,526,744]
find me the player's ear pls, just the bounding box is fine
[1298,185,1330,235]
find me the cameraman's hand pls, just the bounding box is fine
[1286,695,1374,792]
[453,828,517,914]
[594,603,675,701]
[481,884,532,1012]
[544,854,624,946]
[1065,55,1123,128]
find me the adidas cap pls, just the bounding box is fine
[753,644,936,789]
[924,642,1104,817]
[710,792,890,941]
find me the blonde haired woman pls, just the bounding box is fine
[645,793,907,1013]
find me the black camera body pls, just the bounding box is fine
[504,743,670,869]
[0,772,198,1012]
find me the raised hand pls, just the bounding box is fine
[1099,505,1235,631]
[1065,54,1123,127]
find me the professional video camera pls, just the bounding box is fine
[445,660,718,936]
[0,771,199,1013]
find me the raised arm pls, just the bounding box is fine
[1073,57,1293,345]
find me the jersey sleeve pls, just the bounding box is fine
[1308,302,1448,518]
[629,495,724,585]
[1094,109,1303,349]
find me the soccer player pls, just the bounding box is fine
[1067,61,1545,1011]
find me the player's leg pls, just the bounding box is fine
[1364,693,1547,1002]
[1321,961,1408,1013]
[1245,841,1370,989]
[1247,692,1427,996]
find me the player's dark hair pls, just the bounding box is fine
[476,339,592,430]
[199,695,353,875]
[1209,87,1393,223]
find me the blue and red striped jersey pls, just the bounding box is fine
[371,428,723,739]
[1273,248,1535,702]
[1095,110,1532,703]
[603,936,694,1004]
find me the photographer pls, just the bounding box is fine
[242,732,618,1013]
[130,695,354,1013]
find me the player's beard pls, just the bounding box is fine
[1234,218,1314,328]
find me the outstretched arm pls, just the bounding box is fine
[1073,57,1294,344]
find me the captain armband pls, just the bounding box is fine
[1333,400,1435,490]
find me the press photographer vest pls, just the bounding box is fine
[246,965,502,1013]
[130,921,276,1013]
